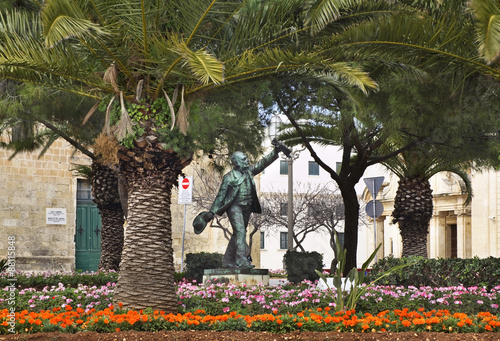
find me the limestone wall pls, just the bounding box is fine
[0,139,90,272]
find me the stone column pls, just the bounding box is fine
[430,213,447,258]
[455,208,471,258]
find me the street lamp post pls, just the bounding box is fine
[268,114,303,251]
[285,149,302,251]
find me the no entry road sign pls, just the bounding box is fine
[178,176,193,204]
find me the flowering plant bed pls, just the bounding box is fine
[0,271,498,339]
[1,306,499,334]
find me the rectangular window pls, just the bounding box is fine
[308,161,319,176]
[280,232,288,249]
[280,203,288,216]
[77,179,93,201]
[336,232,345,249]
[280,160,288,175]
[260,232,265,249]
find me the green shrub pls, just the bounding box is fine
[184,252,223,283]
[284,250,323,283]
[0,270,118,289]
[368,255,500,288]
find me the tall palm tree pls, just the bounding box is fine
[383,147,472,257]
[1,0,380,311]
[0,83,126,270]
[376,68,500,258]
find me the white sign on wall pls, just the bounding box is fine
[46,208,67,225]
[178,176,193,205]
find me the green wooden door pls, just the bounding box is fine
[75,202,102,271]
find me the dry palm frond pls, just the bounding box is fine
[103,63,119,93]
[103,96,116,136]
[112,91,134,141]
[176,85,189,135]
[92,132,119,166]
[163,89,176,131]
[136,79,144,101]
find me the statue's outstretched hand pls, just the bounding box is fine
[272,138,292,157]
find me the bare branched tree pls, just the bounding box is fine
[259,182,344,256]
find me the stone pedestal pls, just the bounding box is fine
[203,268,269,286]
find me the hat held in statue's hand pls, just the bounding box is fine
[193,211,213,234]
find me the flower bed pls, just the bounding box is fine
[0,270,499,335]
[1,306,499,334]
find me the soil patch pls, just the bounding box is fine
[0,331,498,340]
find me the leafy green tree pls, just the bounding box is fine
[266,80,419,272]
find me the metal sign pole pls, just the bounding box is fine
[178,176,193,272]
[372,179,377,262]
[181,204,187,272]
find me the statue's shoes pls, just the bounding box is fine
[237,262,255,269]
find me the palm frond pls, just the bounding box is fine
[42,0,109,48]
[469,0,500,63]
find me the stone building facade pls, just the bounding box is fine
[361,166,499,262]
[0,139,86,272]
[0,138,232,273]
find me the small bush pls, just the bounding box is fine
[368,255,500,288]
[284,250,323,283]
[184,252,223,283]
[0,270,118,289]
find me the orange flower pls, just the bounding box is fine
[402,320,411,327]
[362,324,369,330]
[65,305,72,311]
[297,322,303,328]
[118,303,123,309]
[276,319,283,325]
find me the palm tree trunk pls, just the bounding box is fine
[92,162,125,271]
[392,177,433,258]
[113,145,189,312]
[97,203,124,270]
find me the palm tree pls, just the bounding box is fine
[383,147,472,257]
[376,68,500,258]
[0,83,126,270]
[1,0,380,311]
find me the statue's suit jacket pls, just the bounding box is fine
[210,149,279,216]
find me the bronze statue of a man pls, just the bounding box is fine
[194,139,290,269]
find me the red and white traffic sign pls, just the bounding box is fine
[181,177,190,189]
[178,176,193,204]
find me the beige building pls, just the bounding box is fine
[0,138,236,273]
[362,167,499,262]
